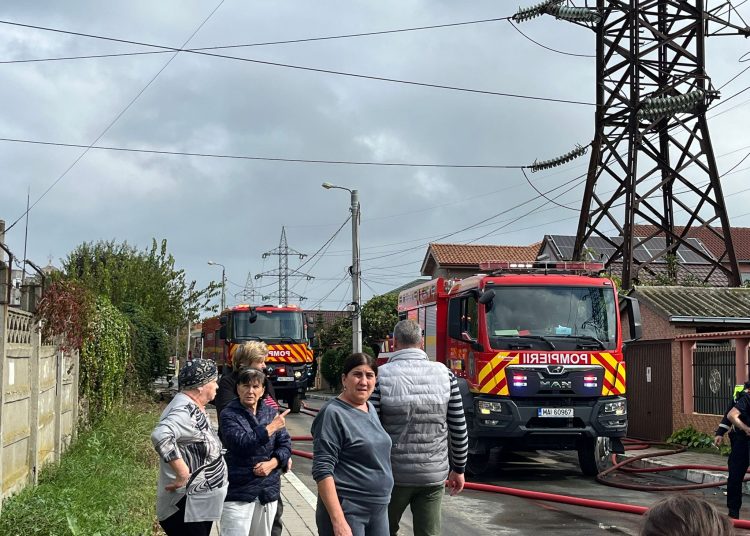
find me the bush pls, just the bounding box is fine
[320,348,348,390]
[121,302,170,388]
[667,425,730,456]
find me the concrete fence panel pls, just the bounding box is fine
[0,307,79,510]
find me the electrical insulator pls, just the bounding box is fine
[529,144,589,172]
[513,0,564,23]
[638,89,706,119]
[549,5,601,23]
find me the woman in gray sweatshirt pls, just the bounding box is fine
[311,353,393,536]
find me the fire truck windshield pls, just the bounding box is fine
[233,310,305,342]
[485,285,617,351]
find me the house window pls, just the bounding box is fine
[741,272,750,284]
[692,342,734,415]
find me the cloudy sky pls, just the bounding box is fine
[1,1,749,314]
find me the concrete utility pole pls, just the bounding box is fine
[322,182,362,354]
[207,261,226,312]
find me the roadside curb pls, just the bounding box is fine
[615,451,743,493]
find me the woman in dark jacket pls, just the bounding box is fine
[219,368,291,536]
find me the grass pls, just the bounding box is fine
[0,398,163,536]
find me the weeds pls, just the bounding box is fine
[0,401,161,536]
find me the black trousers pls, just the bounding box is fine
[271,496,284,536]
[159,497,213,536]
[727,431,749,515]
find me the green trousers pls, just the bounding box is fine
[388,484,444,536]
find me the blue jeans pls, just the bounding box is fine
[316,497,389,536]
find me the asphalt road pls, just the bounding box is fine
[285,398,749,536]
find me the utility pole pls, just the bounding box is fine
[255,227,313,305]
[322,182,362,353]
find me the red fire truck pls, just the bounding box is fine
[202,304,314,413]
[396,261,642,475]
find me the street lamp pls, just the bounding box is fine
[207,260,226,312]
[322,181,362,353]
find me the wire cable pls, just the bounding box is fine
[0,19,594,107]
[4,2,225,233]
[508,20,594,58]
[0,17,513,64]
[0,136,529,168]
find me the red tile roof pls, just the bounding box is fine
[425,242,541,266]
[632,225,750,261]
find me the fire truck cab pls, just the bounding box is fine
[397,261,642,476]
[202,304,314,413]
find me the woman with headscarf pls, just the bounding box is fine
[220,368,292,536]
[151,359,228,536]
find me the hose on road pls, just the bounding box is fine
[287,434,750,530]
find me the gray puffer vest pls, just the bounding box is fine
[377,347,451,486]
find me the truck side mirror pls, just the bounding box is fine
[461,331,484,352]
[248,307,258,324]
[619,295,643,343]
[448,299,462,340]
[219,316,227,326]
[478,289,495,311]
[219,326,227,340]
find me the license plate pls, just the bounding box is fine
[538,407,574,418]
[276,377,294,382]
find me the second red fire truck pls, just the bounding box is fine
[202,304,314,412]
[397,261,642,475]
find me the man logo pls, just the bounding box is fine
[547,365,565,375]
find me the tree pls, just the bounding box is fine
[63,239,217,332]
[317,316,352,351]
[361,292,399,348]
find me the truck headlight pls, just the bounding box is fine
[603,401,626,415]
[477,400,503,415]
[294,370,302,379]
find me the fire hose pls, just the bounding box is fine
[288,404,750,529]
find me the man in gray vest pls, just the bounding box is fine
[370,319,469,536]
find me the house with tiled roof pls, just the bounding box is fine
[624,286,750,441]
[420,242,542,278]
[539,233,736,286]
[632,224,750,285]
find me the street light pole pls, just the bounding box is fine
[207,260,226,312]
[322,182,362,353]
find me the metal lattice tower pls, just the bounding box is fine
[255,227,313,305]
[568,0,749,288]
[235,272,261,303]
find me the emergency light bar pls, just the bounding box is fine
[479,260,605,274]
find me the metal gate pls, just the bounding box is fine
[625,342,673,441]
[693,343,735,415]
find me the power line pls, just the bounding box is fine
[4,2,225,232]
[0,136,530,168]
[0,17,513,65]
[508,20,594,58]
[0,19,595,107]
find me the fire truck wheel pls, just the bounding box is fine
[288,396,302,414]
[578,437,612,477]
[466,451,490,476]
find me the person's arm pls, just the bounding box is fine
[152,405,193,491]
[714,399,734,445]
[254,417,293,477]
[446,373,468,495]
[311,406,350,533]
[369,381,381,416]
[728,406,750,434]
[317,476,352,536]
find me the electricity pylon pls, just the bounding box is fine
[255,227,313,305]
[515,0,749,288]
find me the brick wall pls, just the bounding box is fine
[632,303,726,436]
